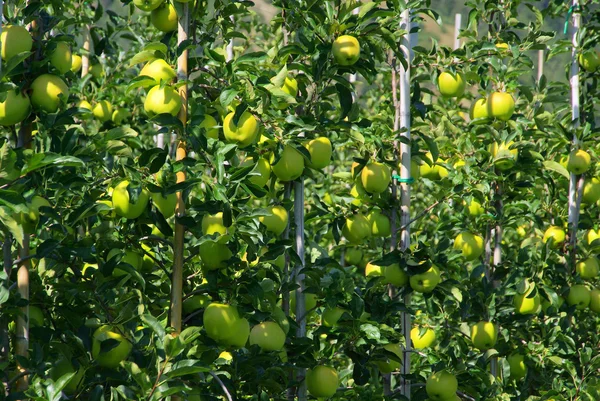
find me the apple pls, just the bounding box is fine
[133,0,164,12]
[78,100,92,111]
[199,114,219,139]
[112,108,129,124]
[342,213,371,244]
[48,358,84,393]
[202,212,228,236]
[332,35,360,66]
[0,89,30,126]
[140,59,176,86]
[487,92,515,121]
[30,74,69,113]
[383,264,408,286]
[271,145,305,181]
[567,284,591,309]
[144,85,182,116]
[582,178,600,204]
[92,325,132,368]
[576,257,599,279]
[93,100,113,122]
[367,209,391,237]
[469,97,490,120]
[344,248,363,266]
[282,76,298,96]
[249,321,286,351]
[365,261,384,278]
[579,49,600,72]
[453,232,484,261]
[584,228,600,246]
[507,353,527,380]
[107,248,143,277]
[306,365,338,398]
[466,198,484,216]
[322,307,346,327]
[409,265,441,293]
[496,42,509,50]
[112,180,149,219]
[50,42,72,74]
[361,162,391,194]
[199,240,232,270]
[222,111,259,147]
[410,327,436,349]
[470,321,497,350]
[437,71,465,97]
[1,25,33,61]
[222,318,250,348]
[71,54,82,73]
[350,178,370,206]
[88,63,103,79]
[426,370,457,401]
[514,284,541,315]
[419,152,448,180]
[272,306,290,334]
[489,141,518,171]
[290,292,318,314]
[590,288,600,313]
[375,343,401,373]
[203,303,240,342]
[304,137,332,169]
[151,191,177,218]
[16,196,51,233]
[566,149,591,175]
[141,243,154,271]
[542,226,565,249]
[151,3,177,32]
[182,294,211,314]
[259,205,288,236]
[241,157,271,187]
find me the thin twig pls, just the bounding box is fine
[209,371,234,401]
[394,198,446,235]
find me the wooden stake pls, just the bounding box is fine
[81,25,91,78]
[537,49,544,81]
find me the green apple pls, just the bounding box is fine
[290,292,318,314]
[88,63,103,79]
[322,307,346,327]
[507,353,527,380]
[182,294,211,314]
[281,76,298,96]
[419,152,448,180]
[367,209,391,237]
[365,261,384,278]
[92,325,132,368]
[304,137,332,169]
[144,85,182,116]
[306,365,338,398]
[151,3,177,32]
[470,321,497,350]
[111,108,129,124]
[453,232,484,261]
[199,114,219,139]
[259,205,288,236]
[222,318,250,348]
[567,284,591,310]
[567,149,591,175]
[342,213,371,244]
[133,0,164,12]
[489,141,518,171]
[223,111,259,147]
[112,180,150,219]
[241,157,271,187]
[543,226,566,249]
[409,265,441,293]
[350,178,370,206]
[437,71,465,97]
[410,327,436,349]
[271,144,305,181]
[249,321,286,351]
[383,263,408,286]
[584,228,600,246]
[426,370,457,401]
[361,162,391,194]
[30,74,69,113]
[514,283,541,315]
[16,196,51,233]
[332,35,360,66]
[50,42,72,74]
[140,59,176,86]
[0,89,30,126]
[375,343,401,373]
[576,257,599,279]
[151,191,177,218]
[1,25,33,61]
[487,92,515,121]
[92,100,113,122]
[78,100,92,112]
[71,54,82,73]
[470,97,489,120]
[344,248,363,266]
[579,49,600,72]
[272,306,290,334]
[141,243,154,271]
[202,212,228,236]
[589,288,600,313]
[466,198,484,216]
[199,240,232,270]
[107,248,143,277]
[203,303,240,342]
[582,178,600,204]
[48,358,84,393]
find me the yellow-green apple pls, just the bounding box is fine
[203,303,240,342]
[259,205,288,236]
[112,180,149,219]
[426,370,457,401]
[322,307,346,327]
[304,137,332,169]
[48,358,84,393]
[182,294,211,314]
[342,213,371,244]
[241,157,271,187]
[507,353,527,380]
[466,198,484,216]
[199,240,232,270]
[453,232,484,261]
[344,248,363,266]
[16,196,51,233]
[221,318,250,348]
[375,343,401,373]
[30,74,69,113]
[365,261,384,278]
[290,292,318,314]
[306,365,338,398]
[566,149,591,175]
[71,54,82,73]
[350,178,370,206]
[112,108,129,125]
[272,306,290,334]
[151,191,177,218]
[367,209,391,237]
[332,35,360,66]
[582,178,600,204]
[92,325,132,368]
[141,243,154,271]
[151,3,177,32]
[199,114,219,139]
[579,49,600,72]
[249,321,286,351]
[223,111,259,147]
[144,85,182,116]
[514,283,541,314]
[383,263,408,286]
[489,141,518,171]
[282,76,298,96]
[107,248,143,277]
[88,63,103,79]
[140,59,176,86]
[361,162,391,194]
[133,0,164,11]
[0,89,30,126]
[437,71,465,97]
[576,257,599,279]
[585,228,600,246]
[470,321,497,350]
[543,226,565,249]
[271,145,305,181]
[50,42,72,74]
[487,92,515,121]
[419,152,448,180]
[590,288,600,313]
[1,25,33,61]
[92,100,113,122]
[411,327,436,349]
[409,265,441,293]
[470,97,489,120]
[78,100,92,111]
[567,284,591,309]
[201,212,228,236]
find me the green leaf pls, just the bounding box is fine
[21,154,84,175]
[140,313,166,338]
[543,161,569,180]
[235,51,268,64]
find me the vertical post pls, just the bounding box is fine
[537,49,544,81]
[81,25,91,77]
[1,239,11,395]
[294,179,307,401]
[398,7,412,400]
[349,7,359,89]
[453,14,462,50]
[567,0,581,270]
[226,16,235,62]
